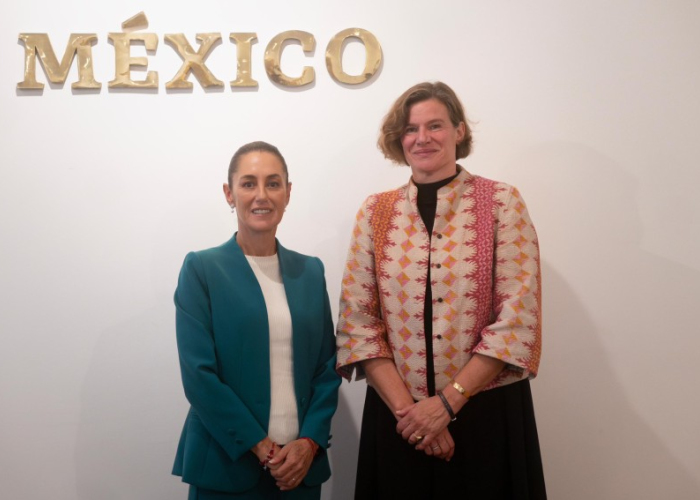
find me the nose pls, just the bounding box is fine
[254,184,269,201]
[416,126,430,145]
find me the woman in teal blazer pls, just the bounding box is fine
[172,142,340,499]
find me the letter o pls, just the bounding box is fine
[325,28,382,85]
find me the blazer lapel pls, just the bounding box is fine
[277,242,311,396]
[219,235,272,419]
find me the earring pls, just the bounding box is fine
[230,205,235,213]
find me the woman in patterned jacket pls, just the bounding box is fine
[336,82,547,499]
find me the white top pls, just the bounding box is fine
[245,254,299,444]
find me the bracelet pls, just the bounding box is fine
[259,442,277,470]
[438,390,457,421]
[300,437,320,456]
[451,380,471,400]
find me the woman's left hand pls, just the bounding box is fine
[395,396,451,450]
[268,439,315,491]
[422,427,455,461]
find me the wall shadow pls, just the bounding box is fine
[518,142,700,499]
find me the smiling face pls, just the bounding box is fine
[224,151,291,245]
[400,98,466,183]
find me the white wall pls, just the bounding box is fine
[2,1,699,498]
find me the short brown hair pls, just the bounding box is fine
[378,82,472,165]
[228,141,289,186]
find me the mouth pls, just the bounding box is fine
[252,209,272,215]
[413,149,436,156]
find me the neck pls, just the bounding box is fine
[236,230,277,256]
[411,165,459,184]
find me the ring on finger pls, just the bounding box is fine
[432,445,440,451]
[412,434,424,443]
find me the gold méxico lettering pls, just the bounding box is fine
[18,16,383,92]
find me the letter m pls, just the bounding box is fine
[18,33,100,90]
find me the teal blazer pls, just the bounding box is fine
[172,235,340,493]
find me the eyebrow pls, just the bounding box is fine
[238,173,283,180]
[406,118,446,126]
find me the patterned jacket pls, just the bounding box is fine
[336,167,541,400]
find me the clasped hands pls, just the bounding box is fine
[252,438,316,491]
[396,396,455,461]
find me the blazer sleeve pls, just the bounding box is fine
[298,258,341,450]
[175,251,267,462]
[472,186,542,384]
[335,196,394,381]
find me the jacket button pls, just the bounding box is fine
[437,297,443,303]
[436,334,443,340]
[436,234,443,239]
[436,263,442,269]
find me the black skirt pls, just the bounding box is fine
[355,380,547,500]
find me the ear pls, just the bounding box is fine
[456,122,467,143]
[285,182,292,206]
[223,183,234,208]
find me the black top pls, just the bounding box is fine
[415,171,459,234]
[414,170,459,396]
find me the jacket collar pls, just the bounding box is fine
[222,232,297,279]
[223,232,288,257]
[406,164,474,208]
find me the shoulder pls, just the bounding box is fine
[466,174,522,205]
[467,173,514,192]
[363,182,408,208]
[192,236,237,260]
[178,237,240,281]
[277,244,325,276]
[353,182,409,226]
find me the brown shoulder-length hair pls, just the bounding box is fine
[378,81,473,165]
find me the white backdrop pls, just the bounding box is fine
[2,1,699,499]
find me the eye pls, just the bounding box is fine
[404,126,418,135]
[429,123,442,130]
[241,181,254,188]
[267,181,281,188]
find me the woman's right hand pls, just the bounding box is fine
[268,439,316,490]
[422,427,455,461]
[396,395,452,447]
[251,437,281,465]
